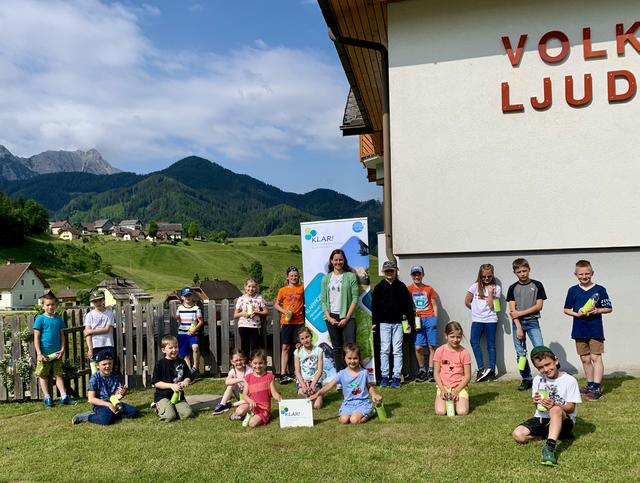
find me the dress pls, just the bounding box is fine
[335,368,373,417]
[245,371,275,424]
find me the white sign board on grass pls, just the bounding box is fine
[278,399,314,428]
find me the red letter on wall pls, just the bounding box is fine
[538,31,570,63]
[565,74,593,107]
[502,82,524,112]
[530,77,552,110]
[608,70,637,102]
[616,22,640,55]
[501,34,528,66]
[583,27,607,59]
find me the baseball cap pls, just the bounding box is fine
[382,261,398,271]
[530,346,555,358]
[180,287,193,297]
[286,266,299,274]
[96,350,113,363]
[410,265,424,274]
[90,290,105,302]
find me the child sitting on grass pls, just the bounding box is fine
[151,335,195,422]
[310,343,382,424]
[72,351,139,425]
[231,349,281,428]
[294,326,324,410]
[212,348,251,415]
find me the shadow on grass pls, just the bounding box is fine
[556,417,596,456]
[604,373,635,395]
[469,391,499,413]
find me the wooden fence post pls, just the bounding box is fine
[207,300,218,376]
[0,318,7,401]
[145,304,156,386]
[123,304,134,387]
[272,306,281,374]
[26,315,39,400]
[11,317,24,400]
[220,299,230,373]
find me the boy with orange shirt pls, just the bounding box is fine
[274,266,305,384]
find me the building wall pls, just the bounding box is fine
[1,270,46,309]
[388,0,640,254]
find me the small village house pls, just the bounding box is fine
[0,261,49,310]
[59,227,80,241]
[56,288,79,308]
[118,219,143,231]
[49,220,72,236]
[94,278,152,308]
[93,219,114,235]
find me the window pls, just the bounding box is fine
[21,280,24,286]
[33,293,36,299]
[32,279,35,285]
[19,294,23,300]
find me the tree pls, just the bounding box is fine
[193,273,200,285]
[21,199,49,234]
[185,221,200,238]
[247,261,263,285]
[148,220,158,237]
[76,290,90,306]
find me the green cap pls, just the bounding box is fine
[530,346,555,358]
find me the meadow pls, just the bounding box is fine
[0,375,637,482]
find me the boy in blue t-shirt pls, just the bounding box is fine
[563,260,612,401]
[33,292,76,407]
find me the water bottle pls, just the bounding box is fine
[493,299,501,312]
[402,319,410,334]
[109,394,124,413]
[243,412,253,427]
[517,356,528,371]
[284,308,293,323]
[90,361,98,374]
[46,353,58,361]
[246,301,254,317]
[170,391,180,404]
[445,393,455,417]
[536,390,549,412]
[579,293,600,314]
[414,316,422,330]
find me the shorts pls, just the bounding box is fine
[414,316,438,347]
[280,324,304,346]
[177,333,199,358]
[519,416,575,439]
[436,386,469,399]
[339,398,374,417]
[575,339,604,356]
[253,404,271,425]
[35,358,63,378]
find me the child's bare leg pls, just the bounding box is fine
[580,353,594,381]
[54,375,66,397]
[184,354,192,370]
[350,412,367,424]
[37,376,50,397]
[191,344,200,371]
[234,402,250,416]
[249,415,264,428]
[547,405,564,440]
[455,397,469,416]
[428,346,436,369]
[220,385,235,405]
[313,394,323,410]
[414,345,425,368]
[280,344,291,376]
[591,353,604,384]
[434,394,446,416]
[339,414,351,424]
[512,425,538,444]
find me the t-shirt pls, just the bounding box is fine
[335,368,370,406]
[33,314,66,355]
[88,371,122,402]
[245,371,275,411]
[83,309,115,348]
[276,284,305,325]
[467,283,501,323]
[408,284,438,318]
[328,273,343,314]
[433,344,471,388]
[506,279,547,319]
[564,284,612,340]
[235,294,266,328]
[294,345,322,381]
[151,357,191,402]
[227,365,251,391]
[176,304,202,333]
[532,372,581,421]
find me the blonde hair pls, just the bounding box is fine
[475,264,495,300]
[444,321,464,337]
[161,335,178,348]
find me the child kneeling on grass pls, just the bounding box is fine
[512,346,582,466]
[433,321,471,416]
[310,343,382,424]
[72,351,139,425]
[231,349,281,428]
[151,335,195,422]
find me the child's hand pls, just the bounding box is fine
[372,393,382,403]
[515,326,524,340]
[586,307,599,316]
[87,349,93,359]
[171,383,182,392]
[108,403,119,414]
[309,392,318,401]
[248,401,256,410]
[37,353,46,363]
[117,385,127,396]
[450,390,459,401]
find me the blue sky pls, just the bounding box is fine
[0,0,381,201]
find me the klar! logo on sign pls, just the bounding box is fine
[304,227,334,243]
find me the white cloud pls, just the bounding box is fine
[0,0,351,174]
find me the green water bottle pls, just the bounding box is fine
[402,319,410,334]
[90,361,98,374]
[414,316,422,330]
[375,402,387,421]
[579,293,599,314]
[445,393,455,417]
[493,299,501,312]
[45,352,58,361]
[536,390,549,412]
[517,356,528,371]
[109,394,124,413]
[242,412,253,427]
[171,391,180,404]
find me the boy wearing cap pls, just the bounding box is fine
[372,261,415,388]
[512,346,581,466]
[407,265,439,383]
[274,266,305,384]
[72,351,139,425]
[84,290,116,373]
[176,287,204,375]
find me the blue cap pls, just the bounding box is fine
[410,265,424,274]
[180,287,193,296]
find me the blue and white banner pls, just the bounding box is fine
[300,217,375,383]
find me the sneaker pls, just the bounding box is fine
[518,379,533,391]
[584,389,602,401]
[485,369,496,381]
[390,376,400,388]
[279,375,293,385]
[150,401,156,409]
[476,368,491,383]
[72,411,92,424]
[380,376,389,388]
[44,396,54,408]
[190,367,200,378]
[229,413,243,421]
[427,370,435,383]
[541,444,557,466]
[415,370,428,383]
[579,384,592,395]
[213,402,233,415]
[60,395,78,406]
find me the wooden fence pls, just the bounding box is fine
[0,300,285,402]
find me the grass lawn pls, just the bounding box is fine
[1,375,638,482]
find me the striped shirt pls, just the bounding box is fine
[176,304,202,333]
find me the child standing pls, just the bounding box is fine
[176,287,204,375]
[512,346,582,466]
[433,321,471,416]
[234,279,268,357]
[84,290,116,373]
[372,260,414,388]
[506,258,547,391]
[212,348,251,415]
[407,265,439,383]
[274,266,305,384]
[231,349,281,428]
[310,344,382,424]
[465,264,501,382]
[151,335,195,422]
[563,260,612,401]
[294,326,324,410]
[34,292,76,407]
[72,351,139,425]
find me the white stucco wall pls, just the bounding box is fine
[388,0,640,254]
[1,270,46,309]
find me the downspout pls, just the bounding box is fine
[327,30,396,265]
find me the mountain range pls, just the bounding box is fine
[0,153,382,241]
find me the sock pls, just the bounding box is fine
[546,439,557,449]
[428,367,433,373]
[592,382,601,390]
[61,393,67,398]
